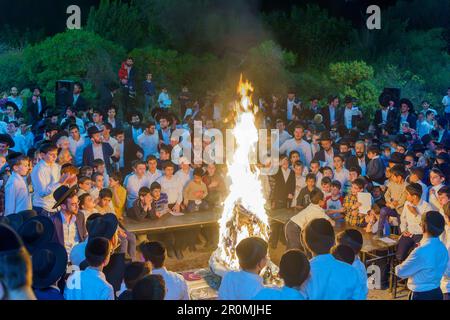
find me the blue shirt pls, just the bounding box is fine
[302,254,363,300]
[254,286,306,300]
[143,80,156,96]
[396,237,448,292]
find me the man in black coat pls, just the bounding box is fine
[71,81,88,112]
[321,95,341,129]
[313,132,338,168]
[28,86,47,123]
[82,126,114,174]
[397,98,417,131]
[374,99,399,135]
[345,140,369,175]
[113,128,144,176]
[366,145,386,184]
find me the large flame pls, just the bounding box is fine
[214,75,270,270]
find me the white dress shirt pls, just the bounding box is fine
[69,136,87,167]
[290,203,333,230]
[137,131,159,159]
[218,270,264,300]
[124,173,151,208]
[344,108,353,129]
[152,267,190,300]
[280,138,313,167]
[64,267,114,300]
[396,237,448,292]
[146,169,163,185]
[302,254,363,300]
[4,172,32,215]
[174,168,193,189]
[400,200,433,235]
[60,212,80,255]
[30,160,61,212]
[428,184,444,212]
[254,286,305,300]
[157,175,183,205]
[92,144,104,162]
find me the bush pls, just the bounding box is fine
[21,30,126,106]
[0,49,27,92]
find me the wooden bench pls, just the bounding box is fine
[124,207,398,258]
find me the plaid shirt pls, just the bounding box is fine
[343,193,365,227]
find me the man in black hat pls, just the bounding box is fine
[71,81,87,112]
[28,86,47,123]
[338,96,363,131]
[313,131,338,168]
[0,133,15,157]
[0,224,36,300]
[32,242,67,300]
[398,98,417,132]
[374,94,398,135]
[2,101,20,123]
[50,185,87,256]
[82,126,114,174]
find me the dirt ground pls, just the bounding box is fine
[165,243,409,300]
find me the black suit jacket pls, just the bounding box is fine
[313,148,338,163]
[374,108,399,134]
[272,168,295,205]
[28,96,48,122]
[71,95,88,112]
[366,157,386,184]
[345,155,369,171]
[321,106,340,129]
[82,142,114,173]
[121,139,143,175]
[51,211,88,248]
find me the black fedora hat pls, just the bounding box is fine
[18,216,55,254]
[344,95,354,104]
[87,125,103,137]
[32,242,68,289]
[0,223,24,254]
[410,142,426,153]
[399,98,414,111]
[388,152,410,165]
[17,210,38,222]
[0,133,15,148]
[89,213,119,240]
[52,185,78,209]
[0,214,23,232]
[318,131,333,142]
[5,101,19,112]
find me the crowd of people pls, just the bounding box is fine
[0,56,449,300]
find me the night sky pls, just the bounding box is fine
[1,0,400,37]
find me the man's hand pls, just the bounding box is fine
[173,204,181,213]
[402,231,412,237]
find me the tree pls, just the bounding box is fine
[21,30,126,105]
[328,61,379,116]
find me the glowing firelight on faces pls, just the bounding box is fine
[215,75,270,270]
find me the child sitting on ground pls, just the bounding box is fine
[320,177,332,199]
[127,187,154,221]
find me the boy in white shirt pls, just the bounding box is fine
[4,154,32,215]
[336,229,368,299]
[254,249,309,300]
[64,237,115,300]
[218,237,267,300]
[397,183,433,261]
[301,218,362,300]
[428,168,445,212]
[138,241,189,300]
[333,155,350,192]
[396,211,448,300]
